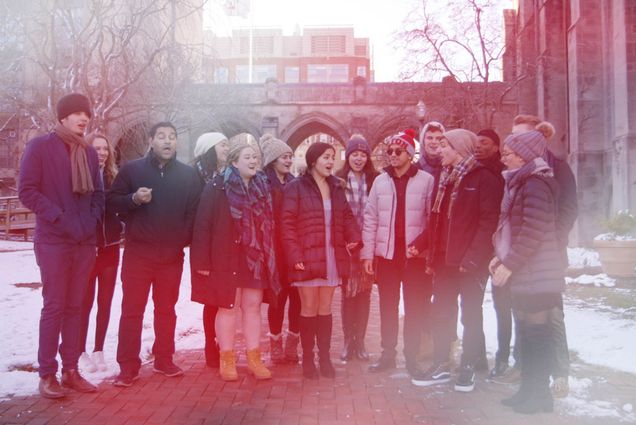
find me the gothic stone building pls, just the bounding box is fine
[506,0,636,243]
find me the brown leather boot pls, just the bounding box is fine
[219,350,238,381]
[61,369,97,393]
[246,348,272,380]
[39,375,67,399]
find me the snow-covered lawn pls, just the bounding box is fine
[1,242,634,421]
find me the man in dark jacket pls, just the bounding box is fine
[108,122,201,387]
[19,93,104,398]
[411,129,503,393]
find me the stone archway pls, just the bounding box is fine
[280,112,349,149]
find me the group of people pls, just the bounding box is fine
[18,92,576,416]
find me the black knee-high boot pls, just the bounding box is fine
[299,316,318,379]
[502,322,529,406]
[340,295,355,361]
[317,314,335,378]
[513,324,554,414]
[353,290,371,361]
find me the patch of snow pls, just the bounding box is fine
[567,247,601,269]
[566,273,616,287]
[561,377,636,421]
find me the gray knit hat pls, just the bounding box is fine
[260,134,292,168]
[443,129,478,158]
[503,130,547,162]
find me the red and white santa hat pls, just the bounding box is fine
[387,128,417,157]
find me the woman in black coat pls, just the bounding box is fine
[490,130,565,414]
[191,132,230,369]
[259,135,300,364]
[79,133,123,373]
[335,134,378,362]
[190,141,280,382]
[281,142,361,379]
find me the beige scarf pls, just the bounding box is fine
[54,123,94,194]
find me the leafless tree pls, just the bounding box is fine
[0,0,208,141]
[397,0,521,128]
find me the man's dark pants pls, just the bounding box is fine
[492,282,520,366]
[117,250,183,375]
[376,256,432,363]
[432,265,486,367]
[35,243,96,377]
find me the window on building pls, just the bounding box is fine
[214,67,229,83]
[356,66,366,77]
[354,44,367,56]
[310,35,346,54]
[285,66,300,83]
[307,64,348,82]
[236,64,277,83]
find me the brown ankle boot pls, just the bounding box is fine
[246,348,272,380]
[39,374,67,399]
[219,350,238,381]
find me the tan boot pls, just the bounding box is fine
[246,348,272,380]
[219,350,238,381]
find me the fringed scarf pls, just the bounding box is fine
[345,171,367,228]
[432,155,478,218]
[224,166,279,292]
[54,123,94,194]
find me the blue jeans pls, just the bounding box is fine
[35,243,96,377]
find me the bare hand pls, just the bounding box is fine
[407,245,419,258]
[488,257,500,275]
[459,266,468,273]
[134,187,153,204]
[363,259,374,275]
[346,242,360,253]
[197,270,210,276]
[425,266,434,275]
[294,262,305,271]
[492,264,512,287]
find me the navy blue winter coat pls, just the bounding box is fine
[18,133,104,245]
[501,174,565,296]
[107,152,201,262]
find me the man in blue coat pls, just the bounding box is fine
[19,93,104,398]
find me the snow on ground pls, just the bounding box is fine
[1,241,635,422]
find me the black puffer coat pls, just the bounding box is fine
[190,175,253,309]
[281,173,361,283]
[501,174,565,295]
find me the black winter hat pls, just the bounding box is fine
[56,93,92,122]
[477,128,500,147]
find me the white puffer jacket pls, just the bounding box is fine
[360,167,434,260]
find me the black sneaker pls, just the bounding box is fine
[488,361,509,380]
[411,362,451,387]
[454,365,475,392]
[153,361,184,377]
[113,372,139,388]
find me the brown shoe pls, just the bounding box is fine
[61,369,97,393]
[39,375,67,399]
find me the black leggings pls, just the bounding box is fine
[79,244,120,352]
[267,286,301,335]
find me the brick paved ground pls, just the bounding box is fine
[1,288,634,425]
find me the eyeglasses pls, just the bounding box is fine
[386,148,404,156]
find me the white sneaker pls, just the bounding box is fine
[91,351,108,372]
[79,352,97,373]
